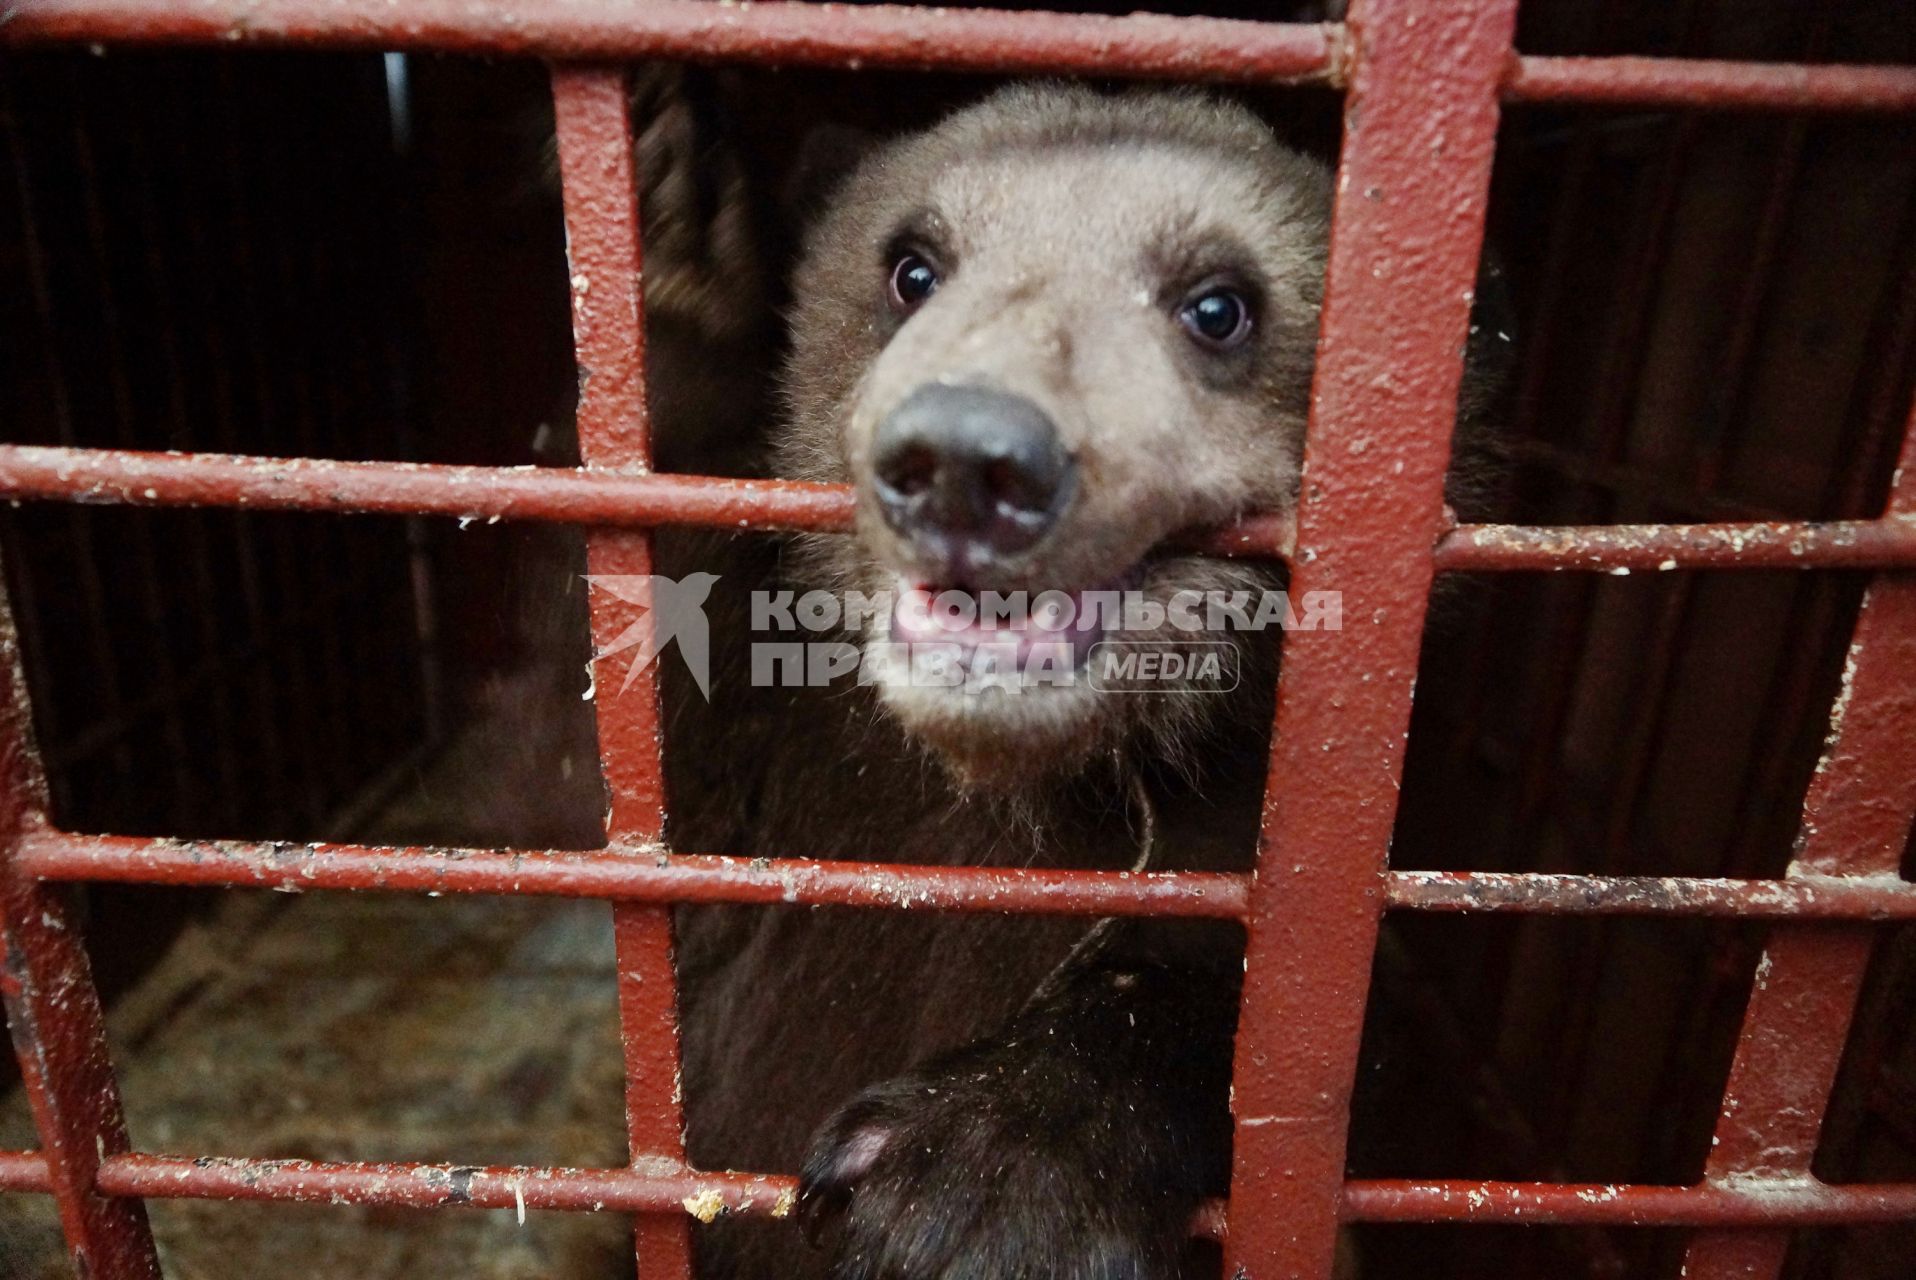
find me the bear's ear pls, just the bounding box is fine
[781,123,878,223]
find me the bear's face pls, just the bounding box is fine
[777,88,1333,786]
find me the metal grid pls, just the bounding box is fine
[2,1,1915,1277]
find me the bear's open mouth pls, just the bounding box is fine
[883,568,1145,672]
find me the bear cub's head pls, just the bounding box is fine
[777,85,1335,787]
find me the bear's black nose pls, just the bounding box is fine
[871,384,1075,565]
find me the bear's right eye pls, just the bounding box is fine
[888,253,941,315]
[1178,285,1255,351]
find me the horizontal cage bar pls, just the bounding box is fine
[1505,55,1916,113]
[4,445,1916,571]
[0,0,1340,85]
[0,445,854,536]
[1391,870,1916,918]
[1342,1179,1916,1226]
[1433,518,1916,572]
[7,1,1916,113]
[21,830,1916,920]
[17,830,1250,918]
[0,1151,50,1193]
[1,1151,1913,1230]
[0,444,1285,558]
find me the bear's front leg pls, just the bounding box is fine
[797,934,1239,1280]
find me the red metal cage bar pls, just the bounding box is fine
[10,0,1916,112]
[4,442,1916,570]
[550,64,696,1277]
[8,1149,1916,1228]
[1678,415,1916,1280]
[19,831,1916,922]
[0,536,157,1278]
[1220,0,1520,1271]
[1,1,1914,1278]
[7,1149,1916,1230]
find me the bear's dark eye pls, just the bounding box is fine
[889,252,941,314]
[1178,287,1254,350]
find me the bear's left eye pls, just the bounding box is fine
[889,252,941,314]
[1178,287,1254,350]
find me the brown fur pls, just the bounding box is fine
[772,85,1332,785]
[659,84,1504,1279]
[661,86,1327,1279]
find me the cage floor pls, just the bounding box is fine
[0,731,632,1279]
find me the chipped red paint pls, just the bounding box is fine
[0,596,160,1273]
[97,1152,798,1219]
[12,2,1916,116]
[27,830,1916,924]
[12,1146,1916,1234]
[0,1150,51,1193]
[1433,516,1916,572]
[1221,0,1521,1274]
[550,64,696,1279]
[0,0,1341,85]
[1342,1179,1916,1226]
[0,3,1912,1278]
[1681,412,1916,1280]
[7,444,1916,573]
[0,444,856,534]
[1388,871,1916,919]
[1505,54,1916,113]
[16,831,1252,919]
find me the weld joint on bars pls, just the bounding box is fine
[5,2,1916,112]
[2,446,1916,572]
[1,1151,1915,1231]
[17,831,1916,921]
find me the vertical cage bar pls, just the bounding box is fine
[1721,189,1916,879]
[550,65,694,1279]
[0,578,159,1277]
[1221,0,1519,1275]
[1680,405,1916,1280]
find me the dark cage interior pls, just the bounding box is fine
[0,0,1912,1278]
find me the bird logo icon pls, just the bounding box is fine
[583,572,720,700]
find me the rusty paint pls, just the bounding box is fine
[29,830,1916,924]
[16,829,1251,919]
[0,443,855,534]
[0,0,1342,86]
[96,1152,798,1220]
[1435,516,1916,572]
[1388,871,1916,919]
[1506,54,1916,113]
[0,1149,51,1193]
[551,64,697,1279]
[1682,411,1916,1280]
[1342,1178,1916,1225]
[1,1148,1908,1234]
[0,1147,1906,1237]
[0,586,160,1273]
[12,2,1916,116]
[1222,1,1521,1275]
[8,445,1916,574]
